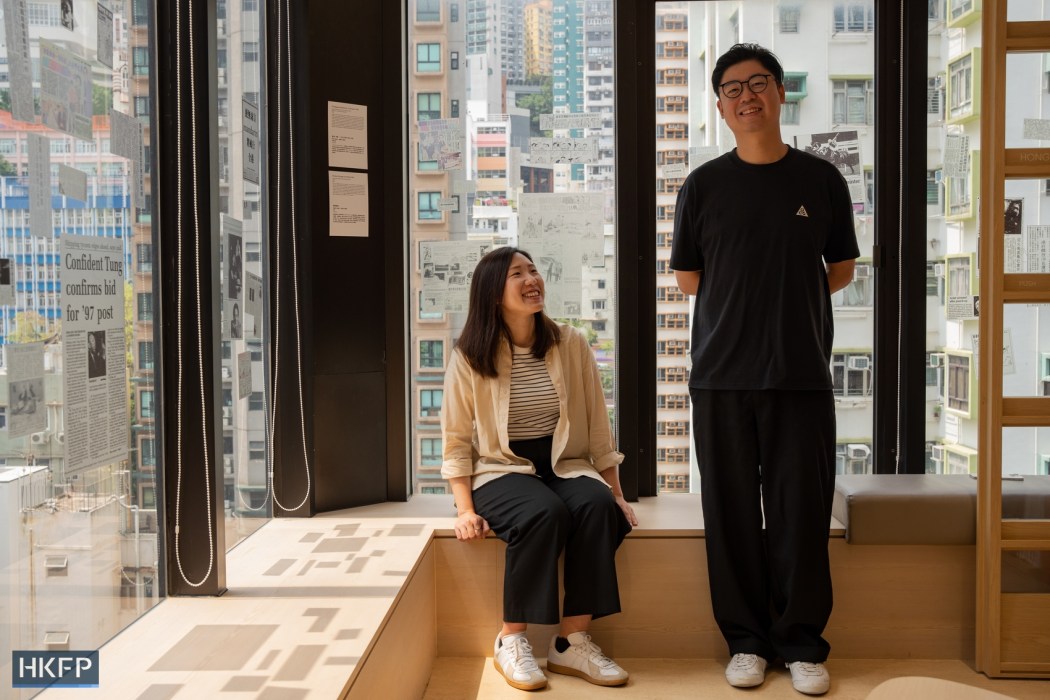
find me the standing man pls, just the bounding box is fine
[671,44,859,696]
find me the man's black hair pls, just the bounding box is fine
[711,43,784,94]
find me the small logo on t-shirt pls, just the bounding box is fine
[796,205,809,217]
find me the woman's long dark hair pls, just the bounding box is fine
[456,247,561,378]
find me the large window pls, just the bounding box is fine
[406,0,619,493]
[929,0,982,474]
[214,0,272,545]
[655,1,876,488]
[0,0,165,676]
[396,0,1007,495]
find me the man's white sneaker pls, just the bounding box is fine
[547,632,629,687]
[786,661,830,695]
[493,632,547,691]
[724,653,767,687]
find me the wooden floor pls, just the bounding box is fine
[424,657,1050,699]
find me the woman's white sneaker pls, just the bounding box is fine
[785,661,830,695]
[493,633,547,691]
[725,653,767,687]
[546,632,629,686]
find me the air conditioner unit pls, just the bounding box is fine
[54,432,65,445]
[846,443,870,460]
[934,263,945,276]
[931,444,945,461]
[847,356,871,371]
[929,353,945,367]
[854,264,872,279]
[30,432,49,445]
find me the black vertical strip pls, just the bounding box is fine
[146,0,168,600]
[616,0,656,499]
[873,0,926,474]
[158,0,227,595]
[873,0,902,473]
[301,0,387,512]
[382,0,408,500]
[898,0,930,473]
[267,0,315,516]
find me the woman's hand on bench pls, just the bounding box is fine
[454,511,491,541]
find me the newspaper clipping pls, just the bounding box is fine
[97,4,114,69]
[59,163,88,201]
[1029,225,1050,274]
[419,240,491,312]
[6,342,46,439]
[689,145,721,173]
[225,217,244,339]
[2,0,35,123]
[528,137,599,165]
[519,193,605,318]
[245,271,263,337]
[28,133,51,239]
[61,234,129,475]
[943,134,970,178]
[794,130,864,206]
[419,118,464,170]
[110,109,145,206]
[243,99,261,184]
[1003,199,1024,273]
[539,112,603,131]
[946,295,978,321]
[237,351,252,400]
[40,39,93,142]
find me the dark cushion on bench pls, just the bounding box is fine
[834,475,976,545]
[834,474,1050,545]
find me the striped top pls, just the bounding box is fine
[507,345,560,440]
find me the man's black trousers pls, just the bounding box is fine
[690,389,836,663]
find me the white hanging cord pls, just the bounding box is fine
[264,0,311,513]
[285,0,312,508]
[265,0,288,510]
[173,0,216,587]
[894,0,904,474]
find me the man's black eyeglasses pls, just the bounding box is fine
[718,73,774,99]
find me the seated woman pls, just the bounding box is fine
[441,246,638,691]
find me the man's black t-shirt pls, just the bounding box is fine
[670,146,860,390]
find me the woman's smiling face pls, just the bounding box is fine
[501,252,545,321]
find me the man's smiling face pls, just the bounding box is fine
[716,59,785,137]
